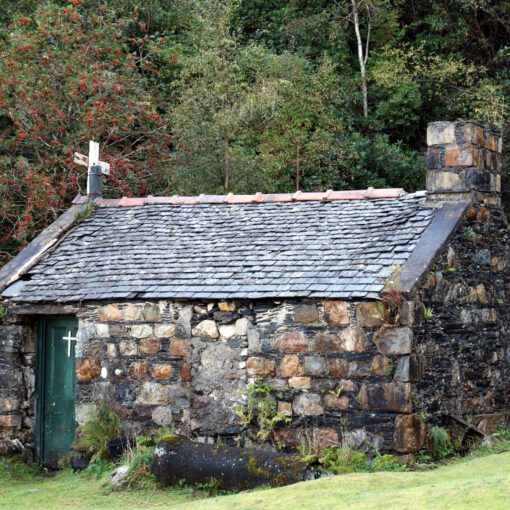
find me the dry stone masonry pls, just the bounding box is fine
[67,297,422,453]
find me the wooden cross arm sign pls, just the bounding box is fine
[74,141,111,175]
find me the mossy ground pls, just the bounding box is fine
[1,452,509,510]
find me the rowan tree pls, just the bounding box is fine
[0,1,175,260]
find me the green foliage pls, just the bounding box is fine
[233,379,290,443]
[153,426,175,443]
[319,446,369,475]
[423,306,433,320]
[115,441,157,491]
[373,453,407,472]
[0,305,8,322]
[73,205,95,226]
[318,446,407,475]
[73,403,122,461]
[0,457,41,480]
[192,477,236,497]
[427,426,454,460]
[464,227,476,240]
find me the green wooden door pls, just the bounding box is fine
[36,317,78,468]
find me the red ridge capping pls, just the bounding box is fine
[73,188,406,208]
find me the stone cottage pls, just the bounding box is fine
[0,120,509,467]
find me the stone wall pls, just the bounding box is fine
[74,297,422,453]
[413,202,510,433]
[0,320,35,459]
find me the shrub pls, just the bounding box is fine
[427,426,454,460]
[373,453,407,472]
[72,403,122,461]
[318,446,369,475]
[233,379,290,443]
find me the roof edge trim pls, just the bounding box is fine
[398,199,470,296]
[0,203,93,293]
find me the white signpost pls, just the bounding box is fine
[74,141,111,195]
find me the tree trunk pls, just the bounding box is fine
[351,0,369,118]
[152,437,311,490]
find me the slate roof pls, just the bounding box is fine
[3,190,436,303]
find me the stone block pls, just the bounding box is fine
[293,303,319,324]
[277,401,292,416]
[340,326,366,352]
[152,364,173,380]
[426,148,441,169]
[136,382,170,405]
[94,323,109,337]
[180,363,192,382]
[273,428,301,448]
[247,357,276,377]
[324,300,350,326]
[303,356,326,376]
[139,338,161,355]
[339,379,356,392]
[76,357,101,382]
[219,324,236,339]
[393,414,426,453]
[311,333,341,353]
[371,355,391,376]
[119,340,139,356]
[0,414,22,429]
[143,303,161,321]
[461,123,484,145]
[131,324,153,339]
[274,331,308,353]
[75,402,96,425]
[398,301,415,326]
[358,382,412,413]
[348,361,371,378]
[374,327,413,355]
[279,355,303,377]
[0,397,20,413]
[155,324,176,338]
[312,428,339,450]
[426,170,462,192]
[168,384,190,410]
[106,343,118,358]
[486,134,499,152]
[293,393,324,416]
[218,301,236,312]
[324,394,349,410]
[289,376,311,389]
[124,304,143,321]
[129,361,150,380]
[327,359,349,378]
[355,302,383,327]
[193,320,219,339]
[152,406,173,426]
[427,121,455,146]
[234,318,251,336]
[97,304,122,322]
[247,328,261,353]
[169,339,189,357]
[394,355,425,383]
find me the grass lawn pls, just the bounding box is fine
[1,452,509,510]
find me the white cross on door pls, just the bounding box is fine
[62,331,78,357]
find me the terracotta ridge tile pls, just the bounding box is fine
[72,188,407,208]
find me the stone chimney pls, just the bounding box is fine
[426,120,502,205]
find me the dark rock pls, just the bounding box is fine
[152,437,310,490]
